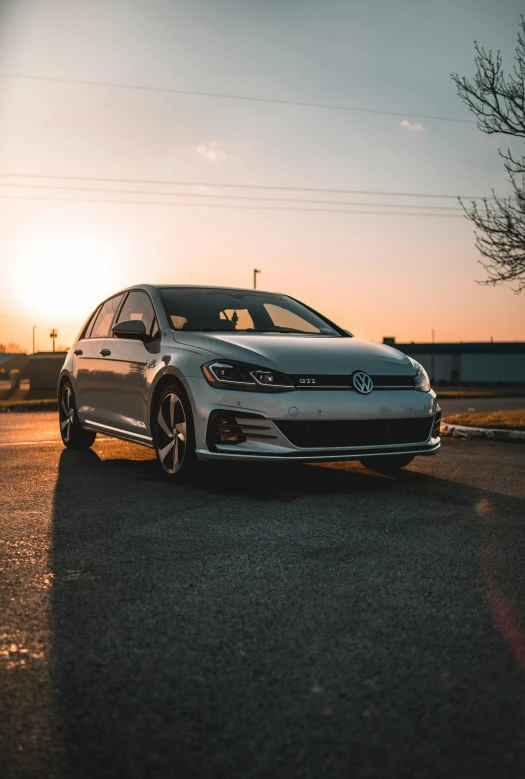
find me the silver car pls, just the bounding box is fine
[58,284,440,479]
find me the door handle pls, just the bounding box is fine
[100,348,111,356]
[74,349,83,356]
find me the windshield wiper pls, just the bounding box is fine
[249,329,333,335]
[178,328,333,335]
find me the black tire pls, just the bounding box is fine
[359,454,415,475]
[59,381,96,450]
[153,383,197,480]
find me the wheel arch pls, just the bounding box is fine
[57,370,73,400]
[149,370,195,438]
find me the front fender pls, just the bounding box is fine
[147,362,201,436]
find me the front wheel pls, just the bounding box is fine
[359,454,415,475]
[59,381,96,450]
[154,385,197,480]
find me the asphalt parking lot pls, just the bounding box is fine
[1,412,525,779]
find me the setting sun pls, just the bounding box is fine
[7,236,119,322]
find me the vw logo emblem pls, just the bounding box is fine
[352,370,373,394]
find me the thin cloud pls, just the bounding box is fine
[400,119,424,132]
[196,141,227,161]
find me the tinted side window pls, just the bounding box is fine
[90,294,124,339]
[115,291,158,337]
[81,305,101,339]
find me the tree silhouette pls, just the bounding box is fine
[0,342,27,354]
[451,17,525,291]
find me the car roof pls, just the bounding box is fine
[154,284,282,294]
[99,284,285,303]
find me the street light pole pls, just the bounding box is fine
[49,328,57,353]
[253,269,261,289]
[431,329,435,383]
[33,325,38,354]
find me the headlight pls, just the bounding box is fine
[409,358,431,392]
[202,360,294,392]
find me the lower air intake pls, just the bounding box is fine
[432,411,441,438]
[275,418,433,448]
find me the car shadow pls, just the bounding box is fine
[48,444,525,779]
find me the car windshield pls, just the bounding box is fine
[159,288,342,335]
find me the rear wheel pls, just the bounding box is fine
[359,454,415,475]
[59,381,96,450]
[154,385,196,480]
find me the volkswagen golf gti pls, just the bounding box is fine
[58,284,441,479]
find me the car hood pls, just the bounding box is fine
[172,332,414,375]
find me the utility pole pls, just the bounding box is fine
[431,329,435,383]
[33,325,38,354]
[253,269,261,289]
[49,328,57,353]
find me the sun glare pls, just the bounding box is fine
[9,238,119,321]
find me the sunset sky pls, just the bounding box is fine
[0,0,524,352]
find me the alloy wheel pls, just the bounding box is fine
[59,384,75,443]
[156,392,187,474]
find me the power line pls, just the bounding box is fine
[0,172,491,200]
[0,193,465,216]
[0,182,463,210]
[0,71,476,125]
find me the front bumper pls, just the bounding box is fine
[184,377,441,463]
[196,441,440,463]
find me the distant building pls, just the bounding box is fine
[383,339,525,386]
[0,353,30,374]
[29,352,68,390]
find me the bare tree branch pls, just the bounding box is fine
[451,17,525,291]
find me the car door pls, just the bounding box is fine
[73,294,124,425]
[97,289,160,438]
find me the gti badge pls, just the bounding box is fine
[352,371,373,394]
[299,378,316,384]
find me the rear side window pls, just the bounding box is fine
[81,305,101,339]
[90,294,124,339]
[115,290,158,337]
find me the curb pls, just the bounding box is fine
[0,401,58,413]
[437,393,525,399]
[440,422,525,442]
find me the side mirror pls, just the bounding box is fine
[112,319,148,340]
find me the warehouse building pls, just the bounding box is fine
[29,352,68,390]
[0,353,29,374]
[383,339,525,386]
